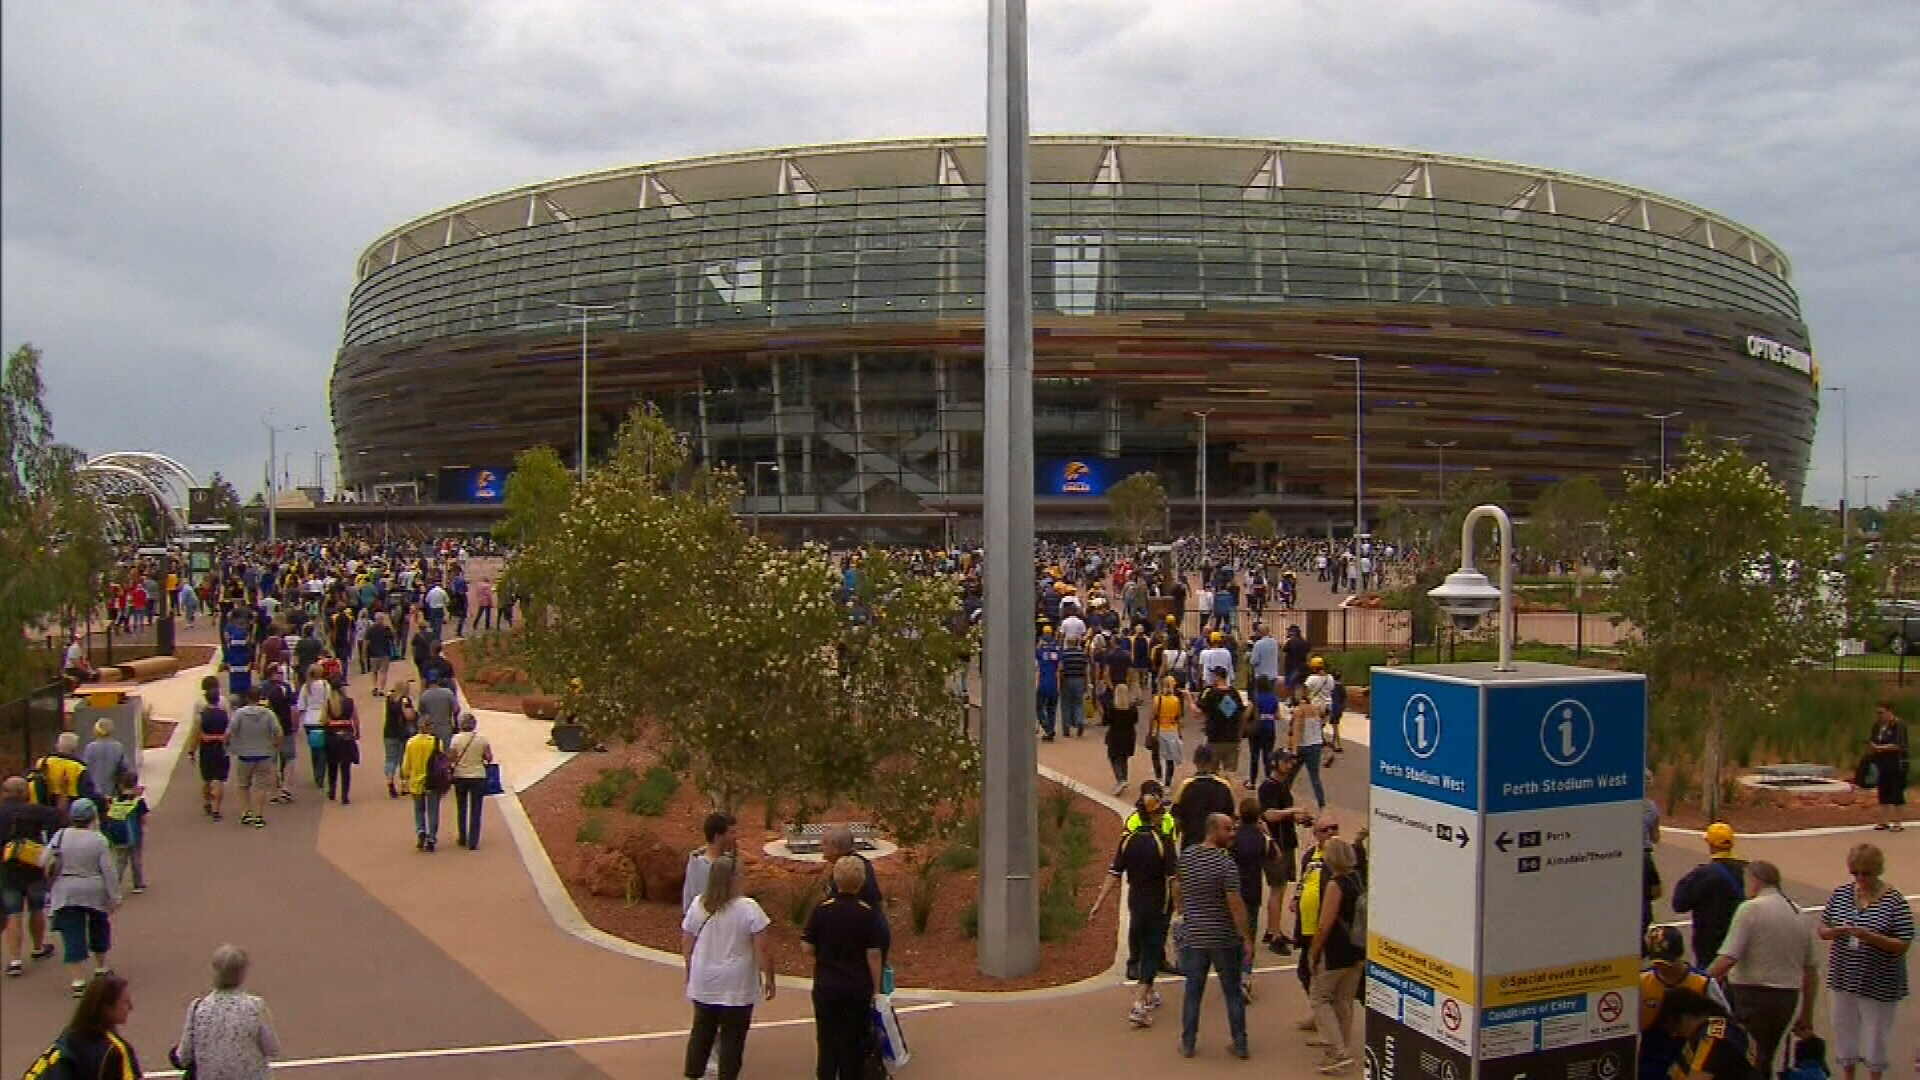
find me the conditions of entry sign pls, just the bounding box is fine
[1366,662,1646,1080]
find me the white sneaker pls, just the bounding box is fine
[1128,1003,1153,1027]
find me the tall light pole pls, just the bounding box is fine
[548,300,622,483]
[1828,385,1850,562]
[1424,439,1457,504]
[1318,354,1366,541]
[979,0,1038,979]
[751,460,779,536]
[1192,410,1210,546]
[261,415,305,544]
[1644,411,1682,477]
[1860,474,1880,539]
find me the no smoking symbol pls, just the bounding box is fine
[1441,998,1462,1031]
[1596,990,1624,1024]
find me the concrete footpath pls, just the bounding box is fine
[3,644,1917,1077]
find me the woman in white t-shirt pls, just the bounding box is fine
[681,856,774,1080]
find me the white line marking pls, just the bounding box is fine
[142,1002,955,1076]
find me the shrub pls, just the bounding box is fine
[937,842,979,873]
[960,900,979,940]
[580,766,638,810]
[625,765,681,816]
[1041,785,1077,834]
[576,814,607,845]
[907,861,941,935]
[782,877,821,928]
[1037,869,1087,943]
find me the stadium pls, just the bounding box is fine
[331,135,1816,540]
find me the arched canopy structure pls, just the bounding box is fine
[79,452,198,542]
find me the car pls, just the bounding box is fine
[1868,600,1920,654]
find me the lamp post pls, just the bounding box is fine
[1424,439,1457,504]
[1192,410,1210,545]
[1644,411,1681,478]
[1860,474,1879,539]
[548,300,622,483]
[1429,503,1517,671]
[261,415,305,545]
[979,0,1039,979]
[1828,385,1850,562]
[751,460,779,536]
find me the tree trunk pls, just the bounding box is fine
[1701,698,1726,822]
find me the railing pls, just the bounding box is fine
[0,681,68,778]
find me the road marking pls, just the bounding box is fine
[143,1002,955,1077]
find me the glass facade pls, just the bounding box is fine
[344,184,1800,351]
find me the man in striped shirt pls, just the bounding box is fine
[1177,811,1255,1059]
[1060,633,1090,738]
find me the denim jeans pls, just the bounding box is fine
[1247,732,1274,785]
[1061,677,1087,735]
[1036,692,1059,737]
[413,792,443,842]
[453,778,485,848]
[383,737,406,779]
[1181,943,1248,1052]
[1296,746,1326,807]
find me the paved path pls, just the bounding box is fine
[6,600,1918,1077]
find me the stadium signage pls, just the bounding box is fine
[1745,335,1813,377]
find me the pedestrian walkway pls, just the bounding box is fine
[5,648,1916,1078]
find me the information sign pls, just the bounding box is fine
[1367,664,1645,1080]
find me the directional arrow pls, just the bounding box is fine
[1496,831,1512,852]
[1457,827,1470,850]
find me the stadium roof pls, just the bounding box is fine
[358,134,1791,284]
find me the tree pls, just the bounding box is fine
[1106,471,1167,545]
[203,472,244,532]
[2,344,111,699]
[511,407,978,842]
[1245,509,1278,540]
[1610,437,1864,820]
[1528,475,1610,598]
[492,445,573,550]
[1875,492,1919,598]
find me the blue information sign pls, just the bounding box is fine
[1369,670,1482,811]
[1483,678,1645,813]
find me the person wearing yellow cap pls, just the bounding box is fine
[1671,823,1749,967]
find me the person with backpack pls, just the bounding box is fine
[23,973,141,1079]
[1172,744,1236,850]
[1089,789,1178,1026]
[1,775,61,977]
[321,680,361,804]
[1197,666,1247,776]
[1672,823,1750,967]
[1307,836,1366,1074]
[34,732,89,817]
[399,719,449,851]
[102,776,149,893]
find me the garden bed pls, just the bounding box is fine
[444,634,545,713]
[520,745,1124,991]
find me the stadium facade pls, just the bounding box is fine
[331,135,1816,538]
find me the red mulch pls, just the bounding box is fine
[520,746,1124,992]
[1654,762,1893,832]
[143,719,176,749]
[443,638,539,713]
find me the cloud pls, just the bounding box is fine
[3,0,1914,504]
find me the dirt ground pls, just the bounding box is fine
[520,746,1125,992]
[1654,761,1900,831]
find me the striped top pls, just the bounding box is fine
[1177,843,1243,949]
[1059,645,1089,681]
[1820,880,1914,1002]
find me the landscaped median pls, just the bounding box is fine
[516,744,1125,992]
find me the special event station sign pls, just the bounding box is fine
[1367,664,1645,1080]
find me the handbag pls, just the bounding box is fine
[2,836,47,868]
[870,992,912,1068]
[306,727,327,750]
[37,830,64,875]
[483,762,504,796]
[169,997,204,1079]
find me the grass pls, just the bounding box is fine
[1318,642,1612,686]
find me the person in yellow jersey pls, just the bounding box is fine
[1292,816,1338,1011]
[36,734,89,815]
[1640,925,1730,1080]
[1654,985,1763,1080]
[1148,676,1187,788]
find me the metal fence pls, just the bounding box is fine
[1305,606,1629,654]
[1830,615,1916,685]
[0,681,68,778]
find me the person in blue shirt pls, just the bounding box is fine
[1036,626,1063,742]
[222,616,255,698]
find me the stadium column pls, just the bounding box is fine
[978,0,1039,978]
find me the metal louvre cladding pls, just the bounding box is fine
[331,137,1816,522]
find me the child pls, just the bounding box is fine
[103,776,150,894]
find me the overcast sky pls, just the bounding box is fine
[3,0,1914,507]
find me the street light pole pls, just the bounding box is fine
[1643,411,1681,478]
[1424,439,1457,505]
[1828,386,1850,562]
[261,415,305,545]
[752,460,779,536]
[1861,474,1879,537]
[979,0,1038,979]
[550,301,621,483]
[1193,410,1210,546]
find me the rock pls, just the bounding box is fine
[523,695,561,721]
[612,826,687,903]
